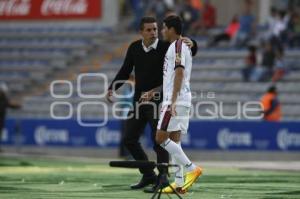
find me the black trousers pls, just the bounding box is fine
[0,120,3,147]
[119,119,130,157]
[123,103,169,176]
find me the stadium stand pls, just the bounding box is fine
[0,23,111,94]
[1,24,300,121]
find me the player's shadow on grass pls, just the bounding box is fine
[0,186,38,192]
[266,190,300,196]
[0,161,32,167]
[102,184,139,191]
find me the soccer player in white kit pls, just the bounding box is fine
[155,15,202,194]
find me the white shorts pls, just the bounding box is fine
[157,105,190,134]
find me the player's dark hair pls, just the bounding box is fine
[140,17,157,30]
[163,15,183,35]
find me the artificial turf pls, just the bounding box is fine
[0,156,299,199]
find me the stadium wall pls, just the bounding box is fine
[1,119,300,151]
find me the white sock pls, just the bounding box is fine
[171,142,184,187]
[161,138,196,172]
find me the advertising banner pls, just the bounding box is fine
[0,0,101,20]
[1,119,300,151]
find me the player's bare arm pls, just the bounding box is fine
[171,67,184,116]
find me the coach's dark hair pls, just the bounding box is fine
[140,16,157,30]
[163,15,182,35]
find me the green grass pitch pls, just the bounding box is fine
[0,156,299,199]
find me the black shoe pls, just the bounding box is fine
[143,174,169,193]
[130,174,157,189]
[143,184,158,193]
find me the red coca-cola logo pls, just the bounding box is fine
[41,0,88,16]
[0,0,31,16]
[0,0,101,19]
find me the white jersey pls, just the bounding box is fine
[162,39,192,107]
